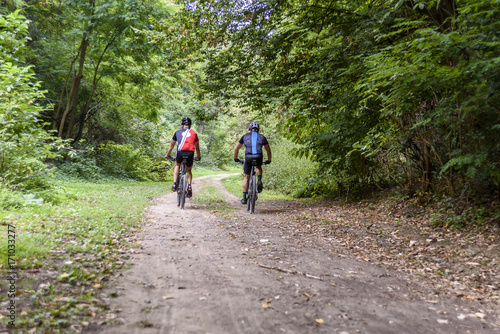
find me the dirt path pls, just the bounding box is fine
[86,174,496,334]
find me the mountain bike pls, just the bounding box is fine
[167,155,199,210]
[238,158,270,214]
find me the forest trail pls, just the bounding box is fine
[86,174,497,334]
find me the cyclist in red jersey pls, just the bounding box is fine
[166,117,201,198]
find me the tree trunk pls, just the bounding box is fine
[52,56,77,131]
[207,123,215,155]
[58,0,95,138]
[68,33,115,141]
[422,143,432,192]
[66,96,79,139]
[58,36,89,137]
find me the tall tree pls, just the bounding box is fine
[166,0,499,196]
[25,0,170,140]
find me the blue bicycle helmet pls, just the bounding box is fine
[248,122,260,132]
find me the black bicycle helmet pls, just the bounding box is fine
[248,122,260,132]
[181,117,192,126]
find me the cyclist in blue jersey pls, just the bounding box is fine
[233,122,272,204]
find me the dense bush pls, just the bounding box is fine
[198,131,234,169]
[96,141,168,181]
[0,187,24,210]
[264,138,318,197]
[55,150,103,181]
[0,11,64,191]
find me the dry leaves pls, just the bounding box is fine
[267,197,499,306]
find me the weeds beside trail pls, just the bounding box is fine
[0,179,168,333]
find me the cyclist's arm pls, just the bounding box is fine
[195,141,201,160]
[166,140,176,157]
[234,142,243,159]
[264,144,272,161]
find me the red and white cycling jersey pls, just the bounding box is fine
[172,128,199,151]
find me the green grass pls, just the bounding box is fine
[221,174,295,201]
[192,185,235,218]
[1,179,168,264]
[191,166,237,178]
[193,185,225,204]
[0,178,172,332]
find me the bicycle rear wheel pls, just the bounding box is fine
[249,173,257,214]
[176,176,181,206]
[179,174,187,209]
[247,173,252,211]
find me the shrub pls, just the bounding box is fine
[264,138,318,197]
[56,152,103,181]
[96,141,167,181]
[0,11,64,190]
[0,187,24,210]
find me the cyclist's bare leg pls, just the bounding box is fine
[173,163,181,183]
[255,166,263,192]
[242,174,250,193]
[186,167,193,185]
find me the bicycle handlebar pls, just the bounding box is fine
[166,155,201,163]
[234,159,271,165]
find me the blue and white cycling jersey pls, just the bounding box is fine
[239,132,269,155]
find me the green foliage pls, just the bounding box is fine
[0,10,65,190]
[430,198,496,229]
[22,0,174,143]
[264,137,318,197]
[170,0,500,200]
[96,141,167,181]
[197,116,242,169]
[0,187,24,210]
[359,0,500,193]
[55,151,103,181]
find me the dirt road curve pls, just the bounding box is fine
[86,174,496,334]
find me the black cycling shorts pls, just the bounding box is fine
[176,151,195,167]
[243,154,263,175]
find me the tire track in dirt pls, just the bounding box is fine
[86,174,495,334]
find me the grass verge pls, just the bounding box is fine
[0,178,168,333]
[192,185,235,218]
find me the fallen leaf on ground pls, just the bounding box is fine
[58,273,70,280]
[474,313,486,319]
